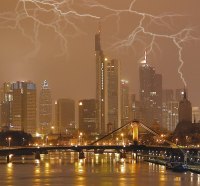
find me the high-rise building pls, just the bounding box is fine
[95,24,108,134]
[39,80,52,135]
[121,80,130,125]
[0,83,13,128]
[162,89,173,130]
[162,89,179,131]
[166,101,179,131]
[175,89,184,102]
[12,81,37,134]
[178,90,192,123]
[139,52,162,126]
[78,99,96,135]
[55,99,75,134]
[107,59,121,129]
[192,107,200,123]
[130,94,142,121]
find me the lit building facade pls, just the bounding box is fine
[139,53,162,126]
[0,83,13,128]
[55,99,75,134]
[130,94,142,121]
[175,89,184,102]
[121,80,130,125]
[78,99,96,135]
[192,107,200,123]
[39,80,52,135]
[95,26,108,134]
[12,81,37,134]
[107,59,121,130]
[178,90,192,123]
[162,89,179,131]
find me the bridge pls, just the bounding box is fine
[0,120,199,163]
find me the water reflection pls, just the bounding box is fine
[0,152,198,186]
[6,163,13,186]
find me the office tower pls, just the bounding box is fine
[95,24,108,134]
[12,81,37,134]
[78,99,96,135]
[130,94,142,121]
[162,89,174,130]
[175,89,184,102]
[192,107,200,123]
[178,90,192,123]
[139,53,162,126]
[167,101,179,131]
[0,83,13,128]
[55,99,75,134]
[162,89,179,131]
[107,59,121,130]
[153,74,162,124]
[121,80,130,125]
[39,80,52,135]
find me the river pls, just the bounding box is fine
[0,152,199,186]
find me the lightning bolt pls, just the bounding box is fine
[0,0,198,86]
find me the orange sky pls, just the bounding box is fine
[0,0,200,106]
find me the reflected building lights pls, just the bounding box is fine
[0,151,199,185]
[95,154,100,164]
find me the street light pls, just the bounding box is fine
[22,138,25,146]
[51,126,55,134]
[175,138,178,145]
[46,136,48,145]
[121,133,124,145]
[116,137,119,145]
[79,132,83,145]
[8,137,11,148]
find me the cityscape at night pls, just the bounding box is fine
[0,0,200,185]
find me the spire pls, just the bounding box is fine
[140,51,147,64]
[95,20,102,51]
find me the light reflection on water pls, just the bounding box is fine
[0,152,198,186]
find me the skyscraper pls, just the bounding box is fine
[39,80,52,135]
[55,99,75,134]
[95,24,108,134]
[139,53,162,126]
[130,94,142,121]
[192,107,200,123]
[107,59,121,130]
[178,90,192,123]
[78,99,96,135]
[175,89,185,102]
[121,80,130,126]
[0,83,13,128]
[162,89,179,131]
[12,81,37,134]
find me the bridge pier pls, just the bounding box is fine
[35,151,41,160]
[132,152,138,163]
[131,122,139,145]
[79,151,85,159]
[6,155,12,163]
[119,151,126,159]
[94,149,104,154]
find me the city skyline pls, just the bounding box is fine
[0,2,200,185]
[0,0,199,108]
